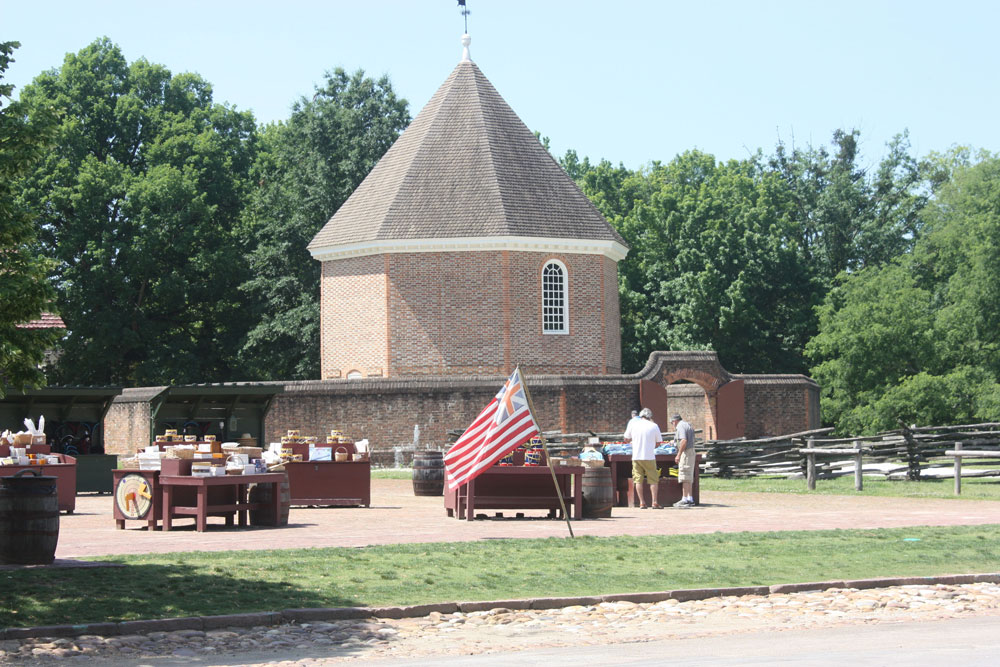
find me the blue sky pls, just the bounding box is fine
[4,0,997,169]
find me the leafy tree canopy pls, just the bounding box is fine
[808,153,1000,433]
[16,38,257,385]
[238,68,410,380]
[0,41,60,397]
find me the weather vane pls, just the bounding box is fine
[458,0,470,34]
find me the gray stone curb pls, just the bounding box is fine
[4,572,999,641]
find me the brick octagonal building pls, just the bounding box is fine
[308,36,628,379]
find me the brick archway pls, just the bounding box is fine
[636,351,745,440]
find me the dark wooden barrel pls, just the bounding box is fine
[581,466,614,518]
[248,473,290,526]
[0,470,60,564]
[412,451,445,496]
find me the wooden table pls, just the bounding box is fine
[283,459,371,507]
[0,455,77,513]
[160,473,286,532]
[445,465,584,521]
[607,453,701,507]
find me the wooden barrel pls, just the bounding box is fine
[248,473,290,526]
[581,466,614,518]
[0,470,60,564]
[412,451,444,496]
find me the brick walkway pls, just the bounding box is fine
[56,479,1000,559]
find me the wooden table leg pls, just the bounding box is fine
[466,478,475,521]
[573,474,582,519]
[162,484,173,531]
[270,480,280,525]
[196,485,208,532]
[238,483,248,527]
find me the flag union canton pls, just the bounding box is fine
[444,367,540,491]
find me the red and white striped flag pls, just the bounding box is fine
[444,367,540,491]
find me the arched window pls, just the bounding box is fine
[346,370,363,380]
[542,260,568,334]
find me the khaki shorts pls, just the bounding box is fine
[632,459,660,486]
[677,448,696,482]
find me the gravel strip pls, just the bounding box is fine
[3,582,1000,665]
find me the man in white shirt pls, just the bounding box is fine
[623,407,663,509]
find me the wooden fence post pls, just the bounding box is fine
[854,438,863,491]
[806,438,816,490]
[954,441,962,496]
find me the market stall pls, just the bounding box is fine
[607,453,701,507]
[0,451,77,513]
[0,386,121,493]
[115,432,285,531]
[275,431,371,507]
[160,472,287,532]
[140,383,284,449]
[444,449,584,521]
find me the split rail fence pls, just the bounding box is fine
[700,422,1000,494]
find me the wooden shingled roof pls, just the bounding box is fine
[308,56,626,254]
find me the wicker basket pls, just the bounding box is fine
[237,437,257,448]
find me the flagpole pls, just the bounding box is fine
[519,367,574,539]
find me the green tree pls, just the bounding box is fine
[239,68,409,379]
[609,151,819,373]
[16,39,257,385]
[807,155,1000,433]
[0,41,60,397]
[770,129,926,279]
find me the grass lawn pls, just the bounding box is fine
[372,468,414,480]
[3,525,999,629]
[701,472,1000,500]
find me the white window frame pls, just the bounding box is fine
[541,259,569,335]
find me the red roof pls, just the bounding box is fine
[17,312,66,329]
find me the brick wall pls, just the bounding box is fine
[103,400,151,456]
[319,255,387,379]
[319,250,621,378]
[387,251,503,375]
[665,384,710,436]
[740,375,820,437]
[267,375,638,452]
[102,361,820,458]
[603,255,622,375]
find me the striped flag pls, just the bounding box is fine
[444,367,540,491]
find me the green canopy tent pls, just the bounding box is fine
[144,383,284,447]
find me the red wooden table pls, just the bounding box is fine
[445,465,584,521]
[283,460,371,506]
[0,455,77,513]
[607,453,701,506]
[160,473,286,532]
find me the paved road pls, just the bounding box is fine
[376,616,1000,666]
